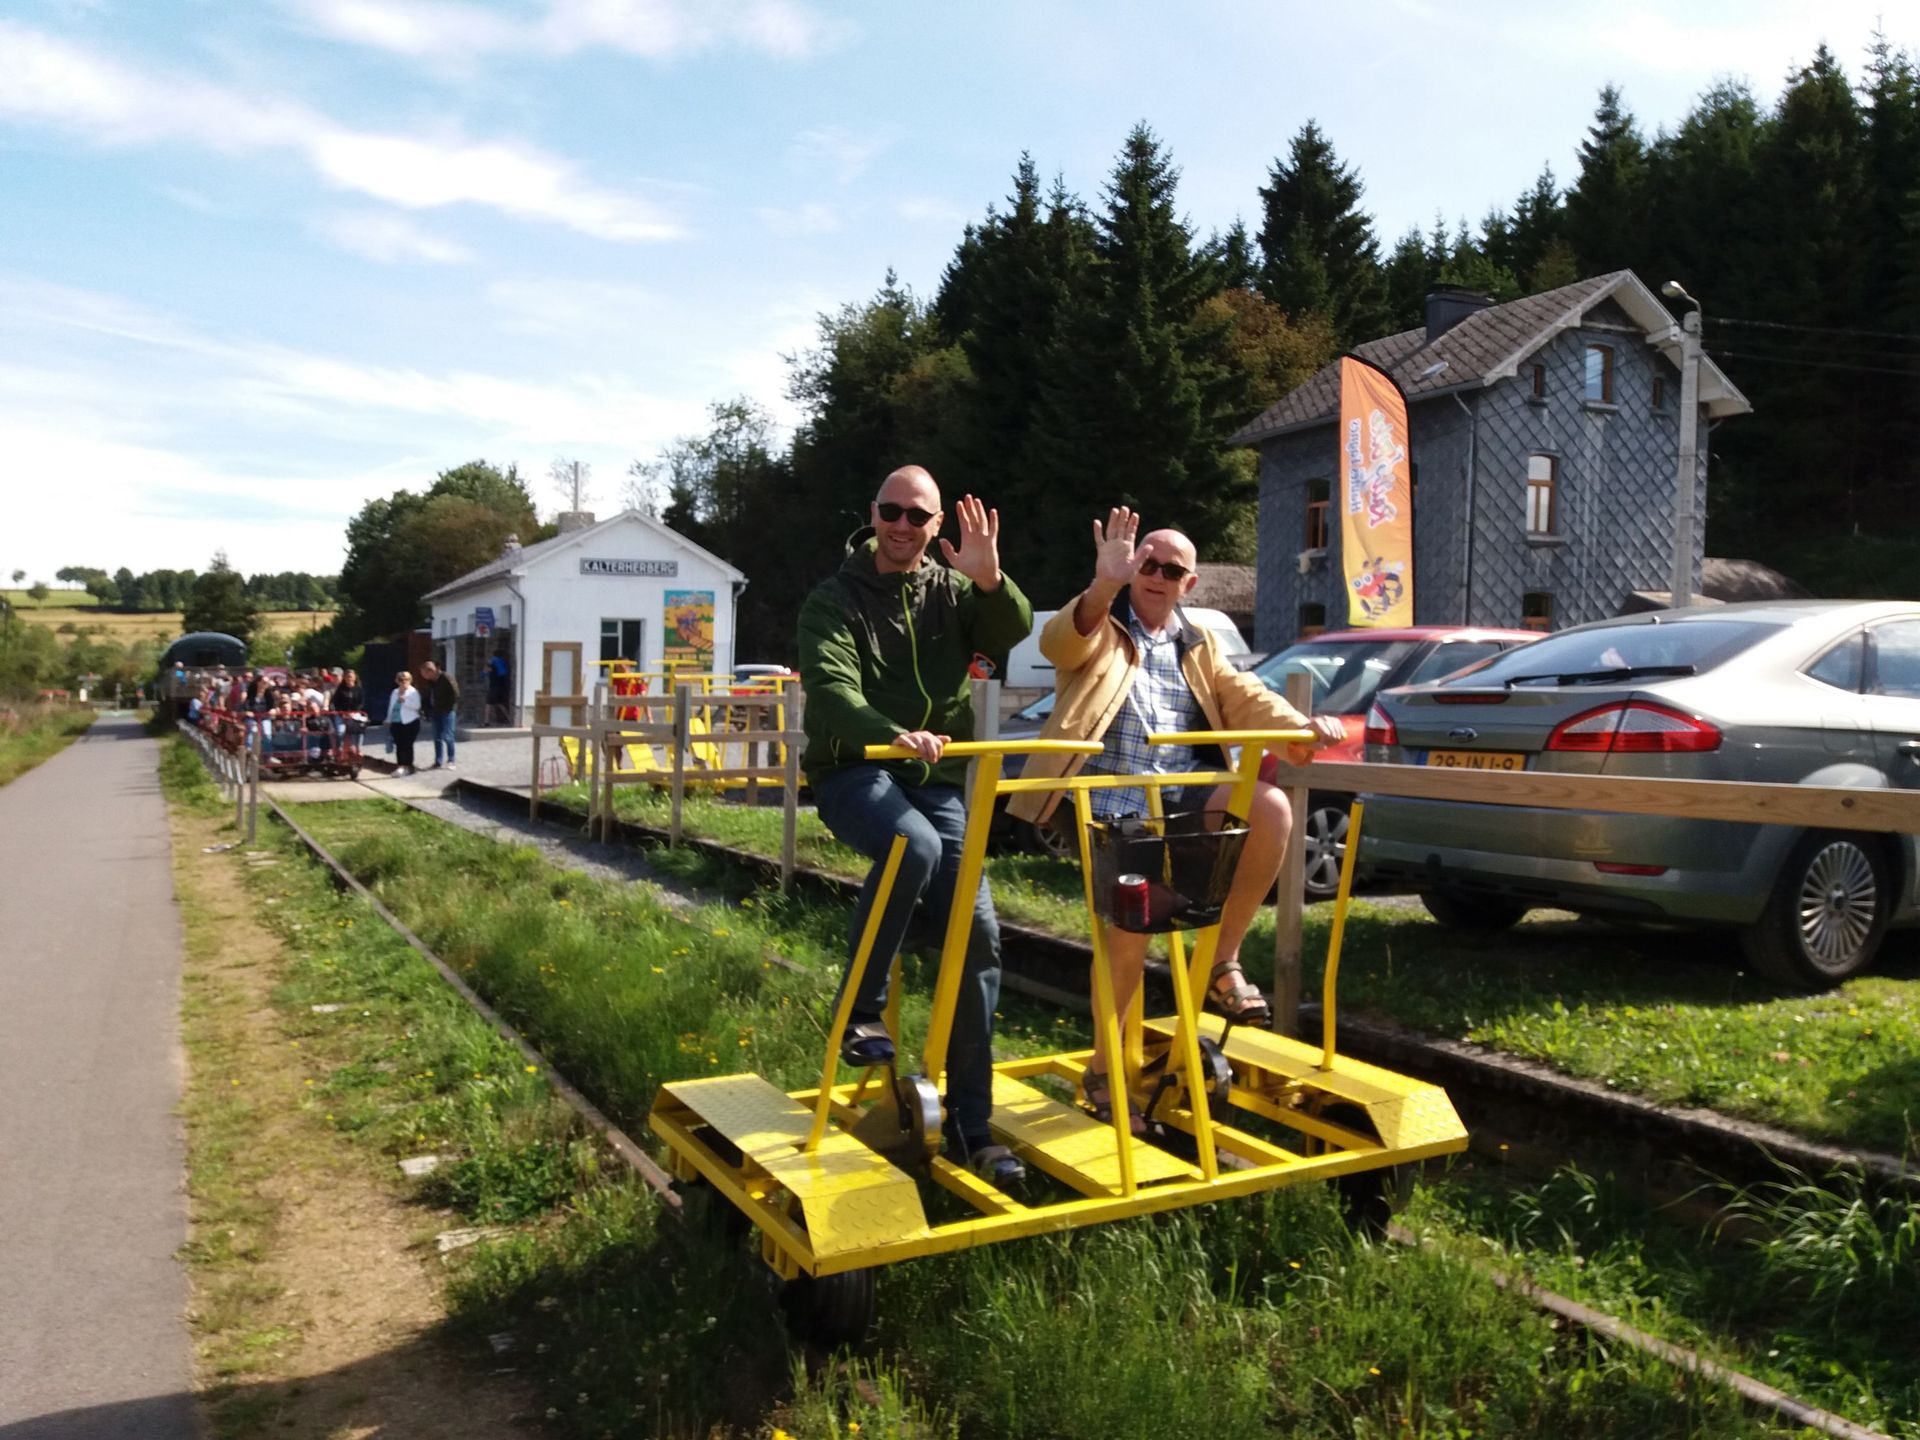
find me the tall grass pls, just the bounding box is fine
[269,797,1837,1438]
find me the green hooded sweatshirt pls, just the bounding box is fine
[797,529,1032,789]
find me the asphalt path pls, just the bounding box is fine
[0,717,198,1438]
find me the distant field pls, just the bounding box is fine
[1,589,101,609]
[3,604,337,645]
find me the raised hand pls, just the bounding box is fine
[1092,506,1145,592]
[938,494,1002,591]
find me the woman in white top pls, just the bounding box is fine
[386,670,423,774]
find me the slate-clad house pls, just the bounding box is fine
[1232,271,1751,649]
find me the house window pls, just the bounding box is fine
[1526,454,1557,536]
[1521,592,1554,632]
[1651,376,1665,411]
[1298,603,1326,639]
[1305,478,1330,551]
[600,618,643,665]
[1529,363,1546,400]
[1584,345,1614,404]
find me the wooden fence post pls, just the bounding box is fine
[1272,671,1312,1035]
[670,683,689,847]
[781,689,803,891]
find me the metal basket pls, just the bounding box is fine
[1088,809,1249,934]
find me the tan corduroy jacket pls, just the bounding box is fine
[1005,590,1311,826]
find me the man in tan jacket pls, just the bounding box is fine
[1008,507,1344,1122]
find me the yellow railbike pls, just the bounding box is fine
[648,733,1468,1342]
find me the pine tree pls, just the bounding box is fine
[183,552,258,644]
[1381,227,1431,331]
[1256,121,1389,344]
[1023,125,1253,602]
[1564,85,1652,274]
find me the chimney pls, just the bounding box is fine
[556,510,595,535]
[1425,286,1493,341]
[501,533,521,557]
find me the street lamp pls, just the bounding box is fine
[1661,280,1703,608]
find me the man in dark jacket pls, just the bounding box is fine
[420,661,460,770]
[797,465,1032,1185]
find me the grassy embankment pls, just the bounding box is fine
[0,595,334,645]
[550,783,1920,1160]
[252,787,1915,1437]
[0,702,93,785]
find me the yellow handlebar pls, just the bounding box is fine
[1147,730,1315,747]
[863,739,1105,761]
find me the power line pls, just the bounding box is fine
[1714,315,1920,344]
[1708,348,1920,378]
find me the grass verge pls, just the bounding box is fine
[550,783,1920,1159]
[0,702,93,785]
[268,791,1870,1438]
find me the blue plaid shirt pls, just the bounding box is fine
[1085,614,1201,819]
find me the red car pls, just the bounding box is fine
[1247,626,1541,897]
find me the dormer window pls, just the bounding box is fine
[1584,345,1614,404]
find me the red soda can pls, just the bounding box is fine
[1113,872,1150,930]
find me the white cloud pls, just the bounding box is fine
[315,209,473,264]
[485,276,660,336]
[757,201,841,237]
[0,21,682,242]
[895,196,970,227]
[792,124,891,186]
[291,0,844,63]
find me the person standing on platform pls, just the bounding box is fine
[419,660,460,770]
[386,670,422,776]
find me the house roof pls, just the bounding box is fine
[1189,562,1255,613]
[1230,270,1752,446]
[422,509,747,602]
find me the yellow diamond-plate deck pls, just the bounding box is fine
[659,1074,930,1259]
[1139,1015,1468,1152]
[989,1071,1199,1193]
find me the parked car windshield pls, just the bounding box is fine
[1461,620,1784,687]
[1252,639,1418,714]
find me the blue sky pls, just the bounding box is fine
[1,0,1904,584]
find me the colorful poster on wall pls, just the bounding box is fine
[662,590,715,669]
[1337,354,1414,627]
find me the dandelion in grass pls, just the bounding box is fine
[1368,1366,1381,1376]
[524,1064,538,1074]
[650,966,665,974]
[712,928,730,937]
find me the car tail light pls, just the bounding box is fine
[1593,862,1670,876]
[1364,703,1397,746]
[1545,701,1721,754]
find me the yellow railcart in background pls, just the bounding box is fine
[648,733,1468,1342]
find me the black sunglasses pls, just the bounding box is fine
[876,502,938,527]
[1138,557,1192,581]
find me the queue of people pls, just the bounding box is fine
[794,466,1343,1183]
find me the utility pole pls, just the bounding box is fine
[1662,281,1703,609]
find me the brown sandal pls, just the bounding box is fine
[1080,1067,1147,1135]
[1207,959,1272,1029]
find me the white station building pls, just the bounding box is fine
[423,509,748,725]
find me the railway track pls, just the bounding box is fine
[223,742,1917,1437]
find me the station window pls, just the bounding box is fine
[1526,454,1558,536]
[1305,478,1330,551]
[1584,344,1614,404]
[1529,363,1546,400]
[1651,376,1665,411]
[600,618,643,665]
[1298,602,1326,639]
[1521,592,1554,632]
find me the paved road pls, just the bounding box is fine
[0,717,198,1438]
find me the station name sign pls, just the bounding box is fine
[580,558,678,577]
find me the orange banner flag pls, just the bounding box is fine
[1337,355,1414,627]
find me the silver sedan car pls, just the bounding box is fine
[1358,600,1920,988]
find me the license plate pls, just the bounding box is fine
[1424,749,1525,771]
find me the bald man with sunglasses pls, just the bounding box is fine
[797,464,1034,1185]
[1006,508,1343,1125]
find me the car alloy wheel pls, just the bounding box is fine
[1302,799,1350,900]
[1795,840,1879,970]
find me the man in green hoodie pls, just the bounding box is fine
[797,464,1033,1185]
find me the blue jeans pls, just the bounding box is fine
[811,765,1002,1137]
[430,712,457,764]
